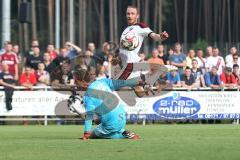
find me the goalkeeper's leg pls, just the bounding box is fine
[90,125,139,139]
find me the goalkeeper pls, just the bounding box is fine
[74,67,144,140]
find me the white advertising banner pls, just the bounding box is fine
[0,90,240,119]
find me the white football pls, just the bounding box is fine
[67,95,86,115]
[120,32,139,51]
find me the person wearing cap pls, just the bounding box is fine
[220,67,237,88]
[204,66,221,89]
[166,66,181,87]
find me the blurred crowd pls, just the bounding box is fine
[0,40,240,92]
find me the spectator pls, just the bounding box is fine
[46,43,58,61]
[89,66,98,82]
[64,41,82,59]
[206,47,225,75]
[227,53,240,69]
[166,66,181,87]
[191,59,206,88]
[43,52,54,73]
[225,46,238,66]
[0,42,19,80]
[195,49,206,70]
[157,44,168,64]
[25,46,44,71]
[84,50,96,68]
[51,62,74,87]
[204,66,221,89]
[48,48,70,73]
[206,46,213,58]
[0,62,16,111]
[35,63,50,86]
[87,42,96,55]
[169,42,186,74]
[103,53,113,77]
[75,57,88,70]
[95,42,110,65]
[12,44,22,63]
[186,49,196,68]
[148,49,164,65]
[232,64,240,85]
[139,52,147,62]
[181,66,195,90]
[220,67,237,88]
[168,48,174,56]
[19,66,37,90]
[24,39,40,57]
[0,41,10,56]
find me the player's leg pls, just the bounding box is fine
[90,126,139,139]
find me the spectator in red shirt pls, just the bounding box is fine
[0,42,19,80]
[220,67,237,88]
[233,64,240,85]
[19,66,37,90]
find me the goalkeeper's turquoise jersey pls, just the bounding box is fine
[84,77,137,132]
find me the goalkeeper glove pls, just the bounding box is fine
[81,132,91,140]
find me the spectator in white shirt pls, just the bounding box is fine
[225,46,238,66]
[227,53,240,69]
[206,46,213,58]
[206,47,225,75]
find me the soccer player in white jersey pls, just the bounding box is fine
[118,6,169,81]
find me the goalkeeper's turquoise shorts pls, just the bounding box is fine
[92,123,126,139]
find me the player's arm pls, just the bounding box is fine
[82,96,95,140]
[82,112,93,140]
[149,31,169,41]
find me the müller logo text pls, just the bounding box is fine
[153,92,200,119]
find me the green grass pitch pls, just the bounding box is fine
[0,124,240,160]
